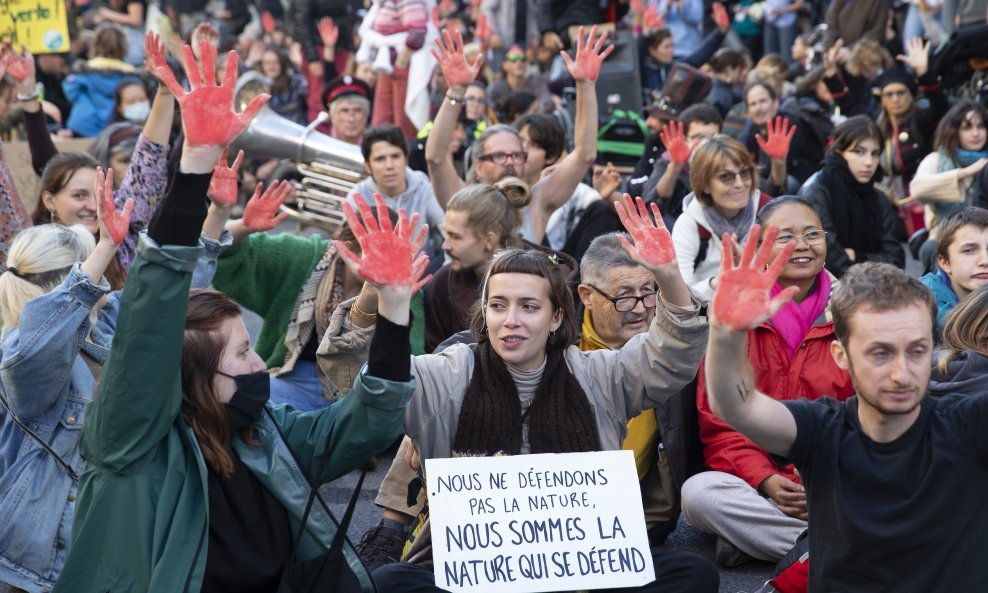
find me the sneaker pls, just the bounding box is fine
[356,521,406,573]
[715,536,754,568]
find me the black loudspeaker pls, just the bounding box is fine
[591,30,643,116]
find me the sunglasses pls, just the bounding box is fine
[505,54,527,63]
[714,167,754,185]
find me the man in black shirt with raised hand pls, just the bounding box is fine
[704,231,988,593]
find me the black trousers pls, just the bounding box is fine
[372,549,719,593]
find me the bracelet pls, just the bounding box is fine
[350,302,378,322]
[16,91,39,102]
[445,91,466,105]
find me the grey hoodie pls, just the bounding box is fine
[929,350,988,399]
[346,168,444,248]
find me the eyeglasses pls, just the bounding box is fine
[588,284,658,312]
[464,96,486,104]
[774,230,827,246]
[478,151,527,165]
[714,167,754,185]
[505,54,527,63]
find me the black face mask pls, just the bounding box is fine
[218,371,271,431]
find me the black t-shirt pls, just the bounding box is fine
[784,395,988,593]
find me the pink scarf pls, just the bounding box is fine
[770,271,831,358]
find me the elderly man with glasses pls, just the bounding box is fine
[576,232,689,547]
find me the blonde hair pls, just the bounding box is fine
[446,177,531,245]
[0,225,96,332]
[846,39,893,79]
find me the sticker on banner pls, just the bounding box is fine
[426,450,654,593]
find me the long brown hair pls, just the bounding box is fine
[938,284,988,373]
[34,151,127,289]
[33,151,99,225]
[181,290,256,478]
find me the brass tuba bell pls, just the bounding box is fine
[231,74,368,232]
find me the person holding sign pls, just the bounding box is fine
[333,194,718,593]
[705,230,988,591]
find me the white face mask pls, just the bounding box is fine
[122,101,150,123]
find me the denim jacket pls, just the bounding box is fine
[0,232,229,593]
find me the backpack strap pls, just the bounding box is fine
[694,224,711,273]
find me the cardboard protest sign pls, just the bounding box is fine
[427,451,654,593]
[0,0,71,54]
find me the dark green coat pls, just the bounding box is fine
[54,236,413,593]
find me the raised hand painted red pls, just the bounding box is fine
[333,194,432,291]
[756,116,796,161]
[431,27,483,88]
[149,40,269,147]
[660,121,698,166]
[615,194,676,267]
[562,26,614,82]
[96,167,134,245]
[208,148,245,207]
[712,224,799,331]
[242,180,293,231]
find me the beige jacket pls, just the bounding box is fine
[403,299,707,464]
[910,152,975,228]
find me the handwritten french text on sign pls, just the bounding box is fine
[427,451,654,593]
[0,0,71,54]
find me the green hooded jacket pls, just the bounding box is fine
[54,236,413,593]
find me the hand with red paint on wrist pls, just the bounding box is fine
[242,180,293,231]
[615,194,676,272]
[472,14,492,47]
[563,26,614,83]
[149,39,269,148]
[616,193,693,306]
[756,116,796,162]
[334,194,432,309]
[96,167,134,246]
[261,11,278,34]
[431,26,483,93]
[660,121,698,167]
[0,42,33,84]
[643,6,665,33]
[712,2,730,33]
[318,17,340,48]
[207,148,245,208]
[712,225,799,332]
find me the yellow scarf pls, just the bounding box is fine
[578,309,658,480]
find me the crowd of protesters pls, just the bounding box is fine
[0,0,987,592]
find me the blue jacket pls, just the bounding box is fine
[920,270,958,338]
[0,265,118,593]
[0,234,227,593]
[62,58,138,138]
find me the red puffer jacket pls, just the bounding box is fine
[696,319,855,491]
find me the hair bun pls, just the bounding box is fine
[493,176,532,209]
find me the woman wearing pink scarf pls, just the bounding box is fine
[681,195,856,569]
